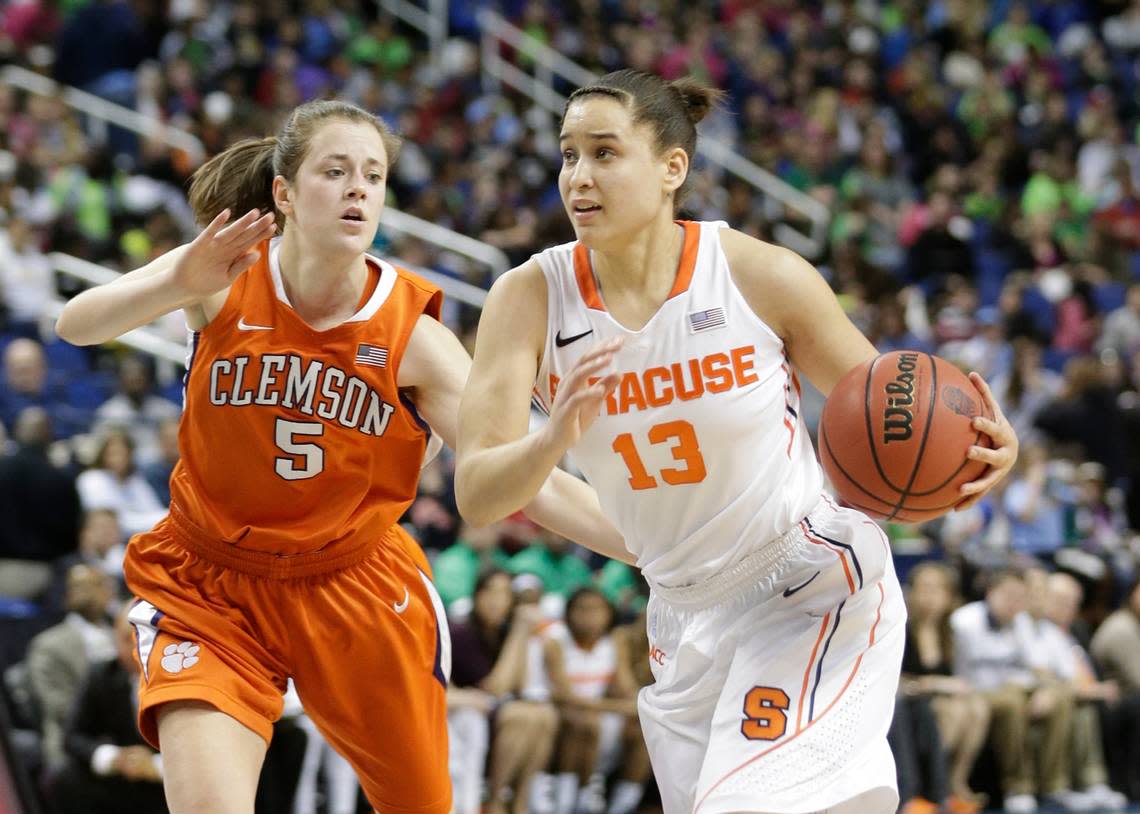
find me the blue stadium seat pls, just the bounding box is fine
[42,339,90,375]
[970,218,993,247]
[1093,281,1127,314]
[975,248,1013,307]
[1020,286,1057,336]
[160,377,186,406]
[64,372,114,411]
[1042,347,1077,373]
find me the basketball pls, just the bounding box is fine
[817,351,993,523]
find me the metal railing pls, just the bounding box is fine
[379,208,509,280]
[1,65,206,165]
[376,0,448,64]
[48,245,487,367]
[476,10,832,259]
[49,254,189,364]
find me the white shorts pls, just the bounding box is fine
[639,495,906,814]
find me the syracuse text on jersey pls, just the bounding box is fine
[549,344,761,416]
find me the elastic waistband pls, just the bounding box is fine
[165,502,384,579]
[648,498,832,608]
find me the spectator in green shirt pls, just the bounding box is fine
[433,522,512,611]
[596,560,648,620]
[507,530,594,599]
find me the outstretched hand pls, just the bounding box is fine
[956,371,1019,511]
[171,208,277,300]
[542,336,623,454]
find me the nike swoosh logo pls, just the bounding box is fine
[782,571,821,598]
[555,329,594,347]
[237,317,273,331]
[393,586,410,614]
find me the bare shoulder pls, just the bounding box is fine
[488,258,548,311]
[718,226,833,340]
[400,312,469,386]
[480,258,549,360]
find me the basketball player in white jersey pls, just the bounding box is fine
[455,70,1018,814]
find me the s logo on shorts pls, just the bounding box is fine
[161,641,202,674]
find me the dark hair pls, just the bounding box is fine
[472,568,514,649]
[563,69,727,210]
[93,427,136,475]
[473,567,511,598]
[906,561,959,661]
[565,586,615,633]
[188,100,402,229]
[983,567,1025,594]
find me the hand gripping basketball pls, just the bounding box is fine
[955,371,1018,511]
[818,351,1018,523]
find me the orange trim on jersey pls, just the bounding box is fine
[571,220,701,312]
[796,613,832,733]
[533,619,561,637]
[568,671,616,684]
[694,582,887,814]
[666,220,701,299]
[801,522,856,595]
[572,243,606,311]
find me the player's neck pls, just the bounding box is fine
[590,217,682,304]
[277,233,369,326]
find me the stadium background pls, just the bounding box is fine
[0,0,1139,812]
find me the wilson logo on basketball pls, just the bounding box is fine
[882,352,919,444]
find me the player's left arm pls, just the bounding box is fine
[719,228,1017,508]
[399,315,633,562]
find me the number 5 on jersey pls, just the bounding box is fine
[275,418,325,480]
[611,419,707,490]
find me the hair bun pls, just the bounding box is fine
[669,78,727,125]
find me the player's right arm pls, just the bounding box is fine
[455,260,621,528]
[55,209,275,345]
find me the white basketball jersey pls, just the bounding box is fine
[533,221,823,588]
[561,632,618,700]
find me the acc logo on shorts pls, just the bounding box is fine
[161,641,202,674]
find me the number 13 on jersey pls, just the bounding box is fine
[611,419,707,490]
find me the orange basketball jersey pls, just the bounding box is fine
[168,237,441,556]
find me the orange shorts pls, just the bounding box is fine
[123,506,451,814]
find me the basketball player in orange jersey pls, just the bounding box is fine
[455,71,1019,814]
[55,100,630,814]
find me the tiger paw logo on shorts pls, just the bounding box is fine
[161,641,201,674]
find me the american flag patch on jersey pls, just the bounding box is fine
[688,307,726,333]
[355,343,389,368]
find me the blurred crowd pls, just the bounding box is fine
[1,0,1140,812]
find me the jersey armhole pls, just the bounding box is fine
[531,253,557,390]
[716,225,787,348]
[388,270,445,384]
[193,239,268,333]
